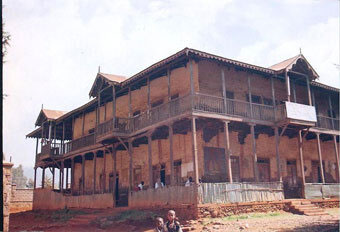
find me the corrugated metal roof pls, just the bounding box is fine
[99,72,127,83]
[269,55,300,71]
[42,109,67,119]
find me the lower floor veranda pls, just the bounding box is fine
[33,116,340,209]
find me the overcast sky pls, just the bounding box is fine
[3,0,339,176]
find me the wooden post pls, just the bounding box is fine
[42,167,45,189]
[333,135,340,183]
[66,167,69,189]
[41,122,45,146]
[34,168,37,189]
[191,117,199,184]
[112,86,116,125]
[271,76,277,121]
[328,95,335,130]
[52,167,55,190]
[35,137,39,155]
[250,124,259,182]
[129,140,133,192]
[93,153,96,194]
[112,144,117,205]
[298,130,306,194]
[274,127,282,182]
[311,88,316,107]
[62,121,65,154]
[285,71,291,102]
[147,77,151,111]
[82,155,85,195]
[71,158,75,194]
[53,123,57,146]
[247,75,253,118]
[61,161,64,192]
[82,112,85,136]
[97,93,101,125]
[128,87,132,117]
[221,68,227,114]
[169,124,174,185]
[224,121,233,183]
[167,68,171,101]
[189,59,194,95]
[48,121,52,141]
[103,150,107,193]
[59,164,62,190]
[148,133,153,188]
[316,133,325,183]
[306,76,312,106]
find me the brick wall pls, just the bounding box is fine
[10,186,33,213]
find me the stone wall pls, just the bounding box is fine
[3,162,13,232]
[10,186,33,213]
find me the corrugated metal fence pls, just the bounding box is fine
[304,183,340,199]
[198,182,284,204]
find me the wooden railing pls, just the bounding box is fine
[316,115,339,131]
[36,142,62,161]
[63,133,95,154]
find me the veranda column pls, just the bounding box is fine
[306,76,312,106]
[169,124,174,185]
[82,155,85,195]
[191,117,199,184]
[129,140,133,193]
[59,164,62,190]
[66,167,69,190]
[93,152,97,194]
[148,133,153,188]
[298,131,306,194]
[333,135,340,183]
[42,167,45,189]
[221,68,227,114]
[61,161,64,192]
[224,121,233,183]
[103,150,107,193]
[316,133,325,183]
[34,167,37,189]
[250,124,259,182]
[71,158,75,194]
[112,86,116,126]
[285,70,291,102]
[274,127,282,182]
[112,145,117,202]
[52,167,55,190]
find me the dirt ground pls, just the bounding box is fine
[9,208,339,232]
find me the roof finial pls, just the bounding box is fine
[299,48,302,54]
[98,66,101,73]
[41,104,43,109]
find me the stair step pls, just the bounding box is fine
[292,205,318,210]
[304,212,328,216]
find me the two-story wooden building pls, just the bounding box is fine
[27,48,339,211]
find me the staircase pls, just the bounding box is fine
[289,200,328,216]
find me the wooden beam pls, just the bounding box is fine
[271,76,277,121]
[224,121,232,183]
[169,124,174,185]
[328,95,335,130]
[148,133,153,188]
[71,158,75,195]
[316,133,325,183]
[333,135,340,183]
[221,68,227,114]
[42,167,45,189]
[247,75,253,118]
[274,127,282,182]
[285,70,291,102]
[52,167,55,190]
[112,144,117,205]
[93,152,97,194]
[306,76,312,106]
[191,117,199,184]
[250,124,259,182]
[298,130,306,196]
[34,168,37,189]
[167,68,171,101]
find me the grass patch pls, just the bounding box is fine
[111,210,158,223]
[222,212,281,221]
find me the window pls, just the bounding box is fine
[225,91,234,99]
[171,94,179,100]
[263,98,273,106]
[133,110,141,117]
[246,94,261,104]
[151,99,163,108]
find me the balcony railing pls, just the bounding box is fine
[63,133,95,154]
[316,115,339,131]
[36,142,62,161]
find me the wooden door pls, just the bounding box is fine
[203,147,227,182]
[284,160,300,198]
[311,160,323,183]
[257,158,270,182]
[230,156,240,182]
[174,160,182,185]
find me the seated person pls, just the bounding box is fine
[165,210,182,232]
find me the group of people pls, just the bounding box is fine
[135,176,196,191]
[154,210,182,232]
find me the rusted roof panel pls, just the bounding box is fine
[269,55,300,71]
[99,72,127,84]
[42,109,67,120]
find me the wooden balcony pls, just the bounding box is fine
[63,133,95,154]
[36,142,62,162]
[316,115,339,131]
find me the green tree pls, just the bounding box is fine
[26,178,34,188]
[12,165,28,188]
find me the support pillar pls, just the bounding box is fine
[298,130,306,197]
[191,117,199,184]
[59,165,62,190]
[285,70,291,102]
[129,140,133,192]
[316,133,325,183]
[34,168,37,189]
[274,127,282,182]
[250,124,259,182]
[333,135,340,183]
[82,155,85,195]
[247,75,253,118]
[93,153,96,194]
[112,145,117,205]
[103,151,107,193]
[221,68,227,113]
[52,167,55,190]
[66,167,69,190]
[148,133,153,188]
[224,121,232,183]
[306,76,312,106]
[61,161,64,192]
[71,158,75,194]
[169,124,174,185]
[42,167,45,189]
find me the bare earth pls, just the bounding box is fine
[10,208,339,232]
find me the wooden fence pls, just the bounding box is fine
[198,182,284,204]
[304,183,340,199]
[129,185,197,207]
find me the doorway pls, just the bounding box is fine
[257,158,270,182]
[284,160,300,198]
[311,160,324,183]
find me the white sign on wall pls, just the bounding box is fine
[285,102,317,122]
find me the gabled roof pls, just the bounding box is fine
[89,72,126,97]
[35,109,67,126]
[269,54,319,80]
